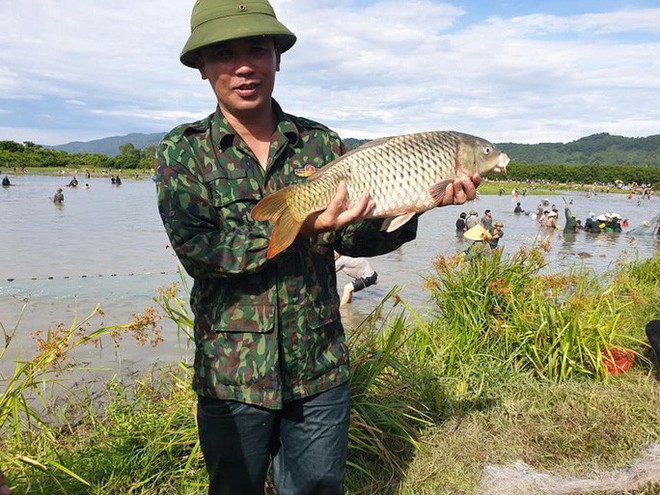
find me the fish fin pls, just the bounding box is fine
[380,212,416,232]
[251,189,288,221]
[251,189,304,259]
[268,209,304,259]
[429,179,453,206]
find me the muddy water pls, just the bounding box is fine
[1,174,658,375]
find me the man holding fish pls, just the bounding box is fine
[155,1,506,493]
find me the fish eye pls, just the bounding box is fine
[483,146,491,155]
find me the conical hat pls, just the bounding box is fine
[464,224,487,241]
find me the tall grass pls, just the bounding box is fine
[1,251,658,494]
[1,281,431,494]
[0,300,173,493]
[345,291,434,493]
[420,244,652,384]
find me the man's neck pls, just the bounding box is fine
[221,105,277,168]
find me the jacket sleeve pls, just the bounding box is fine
[332,215,418,258]
[155,135,271,279]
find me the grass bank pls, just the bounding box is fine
[1,251,658,494]
[477,179,632,197]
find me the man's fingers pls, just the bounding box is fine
[325,181,348,215]
[453,185,467,205]
[449,175,479,205]
[348,192,374,217]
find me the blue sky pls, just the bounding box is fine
[1,0,659,146]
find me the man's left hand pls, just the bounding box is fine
[439,173,481,206]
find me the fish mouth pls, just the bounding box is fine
[493,152,509,173]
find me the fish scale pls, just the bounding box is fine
[251,130,508,258]
[289,131,461,218]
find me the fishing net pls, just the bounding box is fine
[477,443,660,495]
[627,211,660,236]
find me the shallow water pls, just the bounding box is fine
[1,174,658,375]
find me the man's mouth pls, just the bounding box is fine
[235,82,260,96]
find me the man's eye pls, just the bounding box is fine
[207,49,232,60]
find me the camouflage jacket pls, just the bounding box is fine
[155,102,417,409]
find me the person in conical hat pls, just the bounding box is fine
[464,223,487,241]
[464,224,490,260]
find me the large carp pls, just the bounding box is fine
[251,130,509,259]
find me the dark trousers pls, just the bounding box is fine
[351,272,378,292]
[197,383,350,495]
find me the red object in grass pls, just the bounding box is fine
[601,348,635,375]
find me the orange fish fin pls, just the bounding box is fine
[251,189,289,221]
[429,179,453,206]
[380,212,416,232]
[251,189,303,259]
[267,209,304,259]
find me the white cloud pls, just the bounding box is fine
[0,1,659,145]
[276,3,660,143]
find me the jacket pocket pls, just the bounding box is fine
[191,274,277,336]
[213,303,276,334]
[205,171,263,225]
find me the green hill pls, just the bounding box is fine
[48,132,166,157]
[498,133,660,167]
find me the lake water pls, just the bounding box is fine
[1,174,658,376]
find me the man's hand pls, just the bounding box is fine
[299,182,375,238]
[439,173,481,206]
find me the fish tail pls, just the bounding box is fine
[251,189,304,259]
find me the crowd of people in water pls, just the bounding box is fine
[516,198,632,234]
[455,187,659,258]
[2,169,128,206]
[3,169,659,236]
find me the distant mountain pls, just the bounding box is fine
[48,131,660,166]
[48,132,166,157]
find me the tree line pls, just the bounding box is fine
[506,162,659,186]
[1,139,658,187]
[0,141,156,171]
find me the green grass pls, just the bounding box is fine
[477,179,630,196]
[1,251,658,494]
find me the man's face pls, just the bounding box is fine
[197,37,280,120]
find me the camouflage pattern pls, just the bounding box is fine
[155,101,418,409]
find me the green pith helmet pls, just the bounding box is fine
[180,0,297,68]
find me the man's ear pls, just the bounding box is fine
[195,52,208,80]
[275,45,281,72]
